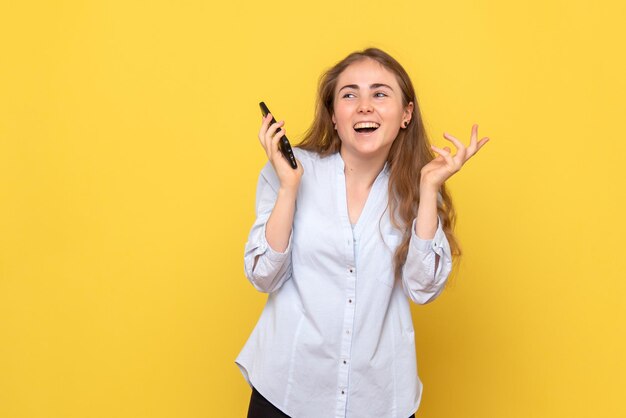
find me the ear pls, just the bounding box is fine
[404,102,414,121]
[331,113,336,124]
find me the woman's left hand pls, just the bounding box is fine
[420,124,490,190]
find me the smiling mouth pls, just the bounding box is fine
[353,121,381,134]
[354,127,379,133]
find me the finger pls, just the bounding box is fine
[477,137,489,150]
[470,136,489,154]
[431,144,455,167]
[258,113,274,144]
[295,157,304,175]
[260,113,273,132]
[470,124,478,145]
[266,120,285,138]
[433,146,451,160]
[466,136,490,161]
[443,132,466,153]
[265,120,285,151]
[466,124,478,154]
[443,133,466,165]
[270,127,286,157]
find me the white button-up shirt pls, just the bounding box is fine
[236,148,452,418]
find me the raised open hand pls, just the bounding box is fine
[420,124,489,190]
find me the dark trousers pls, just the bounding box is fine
[247,387,416,418]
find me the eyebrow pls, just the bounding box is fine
[338,83,394,92]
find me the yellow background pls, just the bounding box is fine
[1,0,625,417]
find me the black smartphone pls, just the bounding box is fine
[259,101,298,169]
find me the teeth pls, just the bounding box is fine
[354,122,380,129]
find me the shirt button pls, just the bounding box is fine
[349,268,354,273]
[346,330,350,335]
[343,360,347,364]
[348,299,352,303]
[341,390,345,395]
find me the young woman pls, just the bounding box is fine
[236,48,489,418]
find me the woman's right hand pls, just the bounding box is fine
[258,113,304,192]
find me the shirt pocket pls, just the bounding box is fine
[375,234,403,287]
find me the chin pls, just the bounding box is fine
[340,132,393,157]
[355,141,393,155]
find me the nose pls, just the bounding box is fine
[357,97,373,114]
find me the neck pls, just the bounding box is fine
[340,148,388,188]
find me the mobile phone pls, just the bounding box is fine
[259,101,298,169]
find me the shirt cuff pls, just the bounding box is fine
[259,222,293,262]
[410,216,446,256]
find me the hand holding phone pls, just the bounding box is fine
[259,102,298,169]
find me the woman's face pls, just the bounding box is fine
[332,58,413,162]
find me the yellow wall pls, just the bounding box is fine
[1,1,624,417]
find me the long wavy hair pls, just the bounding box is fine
[298,47,462,281]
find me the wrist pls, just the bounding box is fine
[419,180,440,196]
[278,185,299,200]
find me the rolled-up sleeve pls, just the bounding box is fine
[243,162,294,293]
[401,215,453,304]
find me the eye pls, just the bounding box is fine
[374,92,388,98]
[342,93,356,98]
